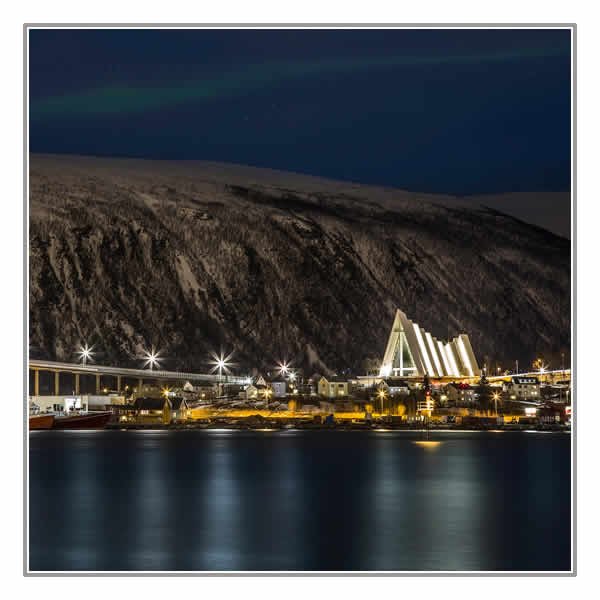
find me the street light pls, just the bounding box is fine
[77,343,94,366]
[142,346,161,371]
[277,361,292,378]
[378,389,386,416]
[492,392,500,416]
[210,351,234,380]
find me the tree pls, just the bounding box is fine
[422,373,431,394]
[476,372,492,414]
[362,356,382,376]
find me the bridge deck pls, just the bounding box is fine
[28,359,249,385]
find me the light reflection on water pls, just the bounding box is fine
[29,430,571,572]
[413,441,443,448]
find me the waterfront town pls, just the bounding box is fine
[28,307,572,431]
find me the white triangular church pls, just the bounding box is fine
[380,309,480,378]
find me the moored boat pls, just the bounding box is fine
[29,414,55,430]
[52,411,112,430]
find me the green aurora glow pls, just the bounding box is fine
[31,47,570,119]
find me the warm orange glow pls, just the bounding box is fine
[413,441,442,449]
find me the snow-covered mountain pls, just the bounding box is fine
[29,154,571,374]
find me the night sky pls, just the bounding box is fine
[29,28,571,195]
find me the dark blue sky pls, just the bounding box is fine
[29,28,572,195]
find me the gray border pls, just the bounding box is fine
[23,23,577,577]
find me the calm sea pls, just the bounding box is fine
[28,430,571,572]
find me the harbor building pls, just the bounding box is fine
[318,375,351,398]
[503,376,541,400]
[379,309,480,379]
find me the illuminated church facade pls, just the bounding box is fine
[379,309,480,379]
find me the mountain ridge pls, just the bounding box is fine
[28,154,571,374]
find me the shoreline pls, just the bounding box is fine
[29,423,570,433]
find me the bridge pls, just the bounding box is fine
[28,359,250,396]
[357,368,571,387]
[485,369,571,384]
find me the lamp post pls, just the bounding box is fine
[77,343,94,366]
[210,351,234,383]
[378,389,386,417]
[142,347,161,371]
[492,392,500,416]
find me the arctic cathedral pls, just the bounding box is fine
[379,309,480,379]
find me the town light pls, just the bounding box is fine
[379,365,392,377]
[277,361,292,377]
[210,351,234,379]
[77,343,94,366]
[142,347,161,371]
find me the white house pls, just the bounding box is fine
[318,376,350,398]
[503,376,541,400]
[269,379,287,398]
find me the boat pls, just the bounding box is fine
[52,411,112,430]
[29,414,55,430]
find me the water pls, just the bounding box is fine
[28,430,571,572]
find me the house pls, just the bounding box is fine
[136,383,164,398]
[108,403,136,423]
[244,384,259,400]
[193,381,218,401]
[269,378,287,398]
[503,376,541,401]
[133,397,172,425]
[378,379,410,396]
[254,374,268,387]
[169,397,189,422]
[318,376,350,398]
[244,383,273,402]
[444,382,476,405]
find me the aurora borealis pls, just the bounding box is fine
[29,28,571,194]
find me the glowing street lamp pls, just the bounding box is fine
[277,361,292,378]
[210,351,234,380]
[77,343,94,366]
[142,346,161,371]
[492,392,500,415]
[378,389,387,415]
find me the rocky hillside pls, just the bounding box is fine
[29,154,571,374]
